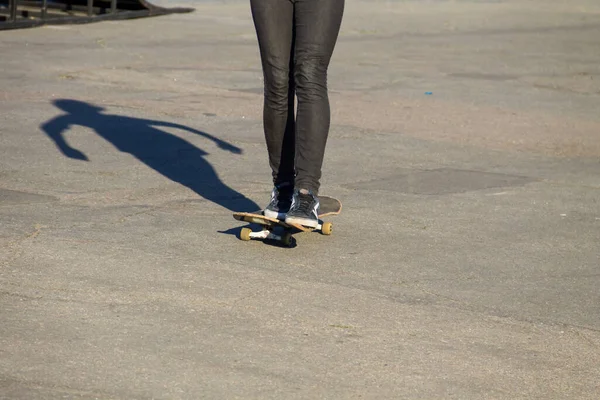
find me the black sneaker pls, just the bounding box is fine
[285,189,320,228]
[263,183,293,220]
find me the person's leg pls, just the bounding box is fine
[285,0,344,227]
[250,0,296,218]
[292,0,344,195]
[250,0,296,188]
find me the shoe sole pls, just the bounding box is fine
[284,216,319,229]
[263,209,286,220]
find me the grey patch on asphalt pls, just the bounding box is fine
[345,168,534,195]
[0,189,58,205]
[448,72,520,81]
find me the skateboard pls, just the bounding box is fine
[233,196,342,246]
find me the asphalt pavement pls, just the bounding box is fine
[1,0,599,398]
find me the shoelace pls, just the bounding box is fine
[294,194,314,215]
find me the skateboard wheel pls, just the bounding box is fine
[240,227,252,241]
[281,232,292,247]
[321,222,333,235]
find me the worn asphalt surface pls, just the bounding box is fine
[1,0,599,398]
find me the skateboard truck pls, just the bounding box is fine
[239,221,333,246]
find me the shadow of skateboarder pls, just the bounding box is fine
[41,99,259,212]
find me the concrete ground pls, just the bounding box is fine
[1,0,599,398]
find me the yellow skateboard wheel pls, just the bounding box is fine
[281,232,292,246]
[240,227,252,241]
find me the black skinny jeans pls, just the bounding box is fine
[250,0,344,194]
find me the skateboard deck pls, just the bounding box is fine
[233,196,342,246]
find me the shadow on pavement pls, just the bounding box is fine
[41,99,259,212]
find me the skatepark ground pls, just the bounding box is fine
[1,0,599,398]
